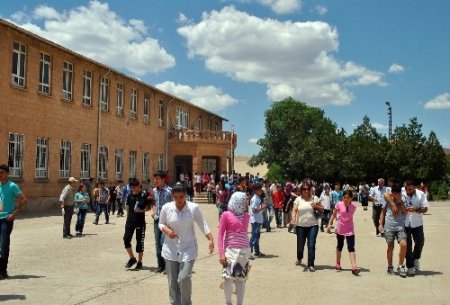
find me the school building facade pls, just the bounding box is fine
[0,19,236,210]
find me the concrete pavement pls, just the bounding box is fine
[1,201,449,305]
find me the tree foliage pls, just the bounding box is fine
[249,98,448,187]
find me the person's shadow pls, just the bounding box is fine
[8,275,45,280]
[0,295,26,301]
[418,270,443,276]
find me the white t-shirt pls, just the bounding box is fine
[402,189,429,228]
[294,196,320,227]
[320,193,332,210]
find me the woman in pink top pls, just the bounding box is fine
[218,189,251,305]
[327,190,360,276]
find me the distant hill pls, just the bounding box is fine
[234,156,268,177]
[444,148,450,155]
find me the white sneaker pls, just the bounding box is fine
[414,259,420,271]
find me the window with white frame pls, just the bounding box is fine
[176,107,189,129]
[116,83,124,116]
[100,77,109,111]
[62,62,73,100]
[80,144,91,179]
[208,120,212,131]
[115,148,123,180]
[214,123,218,131]
[12,42,26,87]
[158,101,164,127]
[98,146,108,179]
[35,138,49,178]
[8,133,24,178]
[142,152,150,180]
[130,88,137,119]
[59,140,72,178]
[158,154,165,171]
[129,151,137,178]
[197,118,202,130]
[39,53,51,94]
[143,97,150,123]
[83,71,92,106]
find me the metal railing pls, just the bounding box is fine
[168,128,233,143]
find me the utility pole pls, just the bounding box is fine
[385,101,392,140]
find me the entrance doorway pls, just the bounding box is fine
[202,156,220,180]
[174,155,193,182]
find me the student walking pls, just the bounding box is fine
[152,171,173,273]
[93,180,110,225]
[381,184,408,277]
[74,184,90,236]
[403,180,428,276]
[0,165,27,279]
[249,185,267,259]
[218,183,251,305]
[327,190,360,275]
[291,180,323,272]
[59,177,78,238]
[159,185,214,305]
[124,179,153,270]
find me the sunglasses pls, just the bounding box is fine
[301,188,310,191]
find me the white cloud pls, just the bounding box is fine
[248,138,259,144]
[424,93,450,109]
[257,0,302,14]
[314,5,328,15]
[155,81,238,112]
[9,1,175,75]
[177,13,193,25]
[178,6,385,106]
[388,63,405,74]
[371,122,388,130]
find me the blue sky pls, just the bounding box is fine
[2,0,449,155]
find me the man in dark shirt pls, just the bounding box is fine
[124,179,153,270]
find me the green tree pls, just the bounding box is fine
[345,116,389,182]
[249,97,342,181]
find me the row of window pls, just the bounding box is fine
[7,132,165,181]
[11,42,166,126]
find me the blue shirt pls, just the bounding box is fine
[153,185,173,221]
[370,186,391,207]
[0,181,22,219]
[331,190,343,204]
[75,192,90,210]
[249,194,263,224]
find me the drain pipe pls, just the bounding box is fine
[165,97,175,174]
[96,69,111,181]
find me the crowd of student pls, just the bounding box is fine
[0,163,430,305]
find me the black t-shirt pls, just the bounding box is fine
[126,192,152,223]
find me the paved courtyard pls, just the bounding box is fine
[1,201,449,305]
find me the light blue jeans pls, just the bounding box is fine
[165,259,195,305]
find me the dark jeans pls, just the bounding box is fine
[296,225,319,267]
[63,205,74,236]
[321,209,331,230]
[75,209,88,234]
[0,219,14,274]
[95,204,109,223]
[117,199,124,216]
[405,226,425,268]
[274,208,283,226]
[154,220,165,269]
[250,222,262,254]
[372,205,383,234]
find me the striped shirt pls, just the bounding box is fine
[218,211,250,256]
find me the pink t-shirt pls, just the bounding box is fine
[217,211,250,256]
[335,202,357,236]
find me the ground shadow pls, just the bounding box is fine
[251,254,279,259]
[418,270,443,276]
[9,274,45,280]
[0,295,26,301]
[78,233,98,237]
